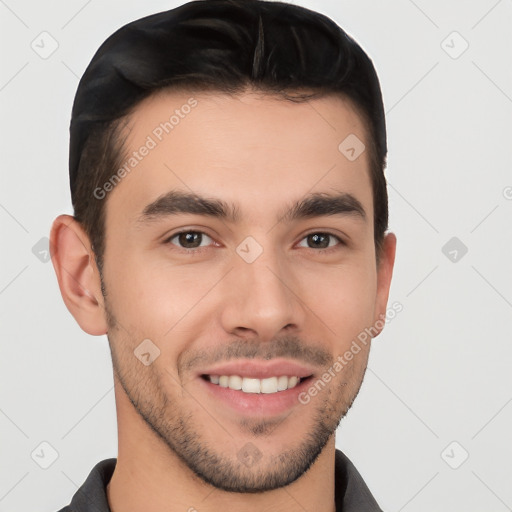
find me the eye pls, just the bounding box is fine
[297,232,344,251]
[164,230,215,250]
[163,230,345,254]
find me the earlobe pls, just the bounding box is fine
[373,232,397,337]
[50,214,108,336]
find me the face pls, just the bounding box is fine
[98,89,393,492]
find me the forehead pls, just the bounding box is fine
[106,89,373,227]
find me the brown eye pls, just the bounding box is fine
[308,233,329,249]
[166,231,214,250]
[298,232,343,251]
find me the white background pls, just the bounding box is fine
[1,0,511,511]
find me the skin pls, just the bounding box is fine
[51,89,396,512]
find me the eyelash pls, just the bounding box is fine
[163,230,345,255]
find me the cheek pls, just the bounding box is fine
[298,261,378,342]
[105,255,225,339]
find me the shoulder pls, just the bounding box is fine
[334,449,384,512]
[53,458,117,512]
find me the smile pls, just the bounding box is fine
[203,374,306,394]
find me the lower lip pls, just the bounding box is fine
[198,376,313,417]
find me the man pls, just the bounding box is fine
[50,0,396,510]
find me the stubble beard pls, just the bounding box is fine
[102,288,367,493]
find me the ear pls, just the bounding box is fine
[372,232,397,336]
[50,214,108,335]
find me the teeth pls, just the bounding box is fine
[260,377,278,394]
[207,375,303,394]
[228,375,242,390]
[277,375,288,391]
[242,378,260,393]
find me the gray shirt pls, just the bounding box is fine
[56,449,383,511]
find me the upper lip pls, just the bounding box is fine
[198,359,316,380]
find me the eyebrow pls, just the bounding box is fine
[137,189,366,225]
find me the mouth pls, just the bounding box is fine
[195,359,317,417]
[201,374,311,394]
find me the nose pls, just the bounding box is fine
[219,245,305,342]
